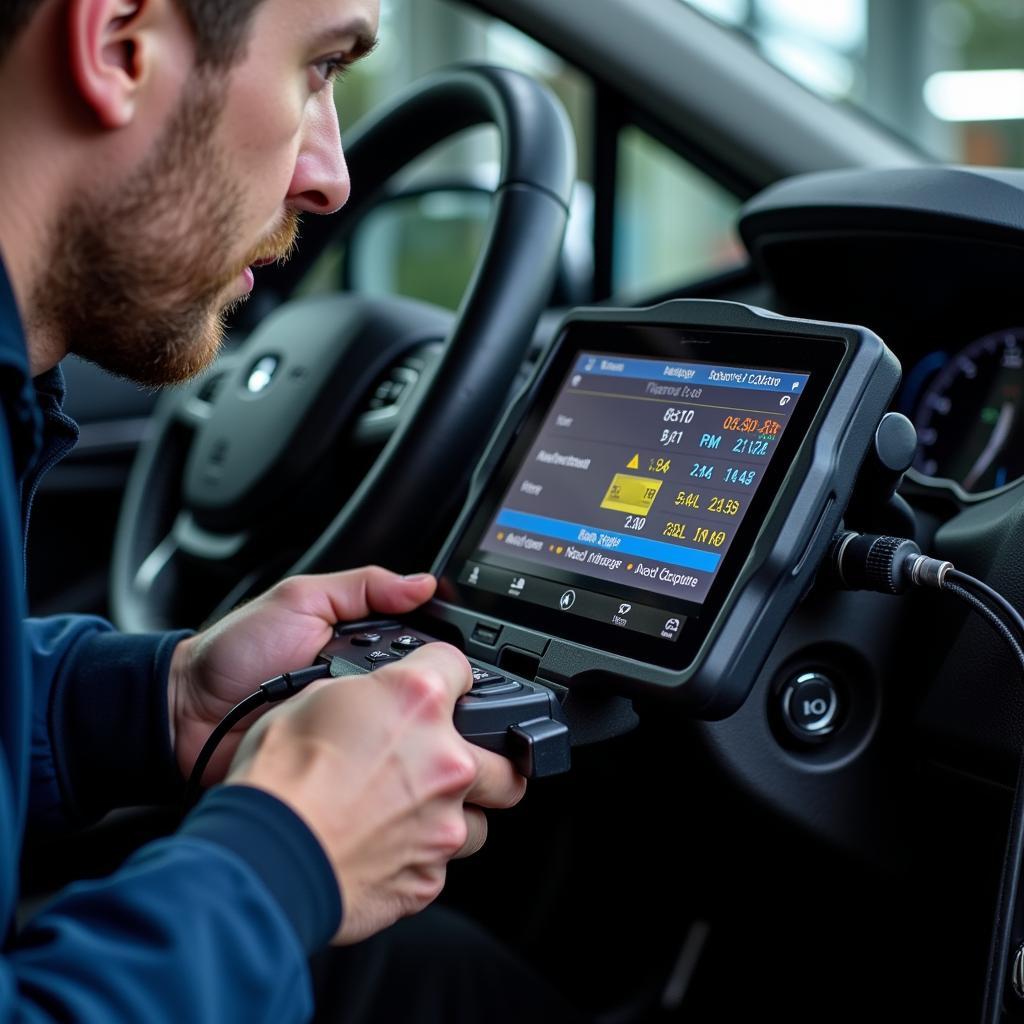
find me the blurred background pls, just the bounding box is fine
[319,0,1024,306]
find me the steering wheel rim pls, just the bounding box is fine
[112,65,575,633]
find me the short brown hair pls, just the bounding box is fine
[0,0,268,66]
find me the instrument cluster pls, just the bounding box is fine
[905,327,1024,495]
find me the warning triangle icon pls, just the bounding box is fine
[626,454,640,470]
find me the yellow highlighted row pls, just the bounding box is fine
[600,473,663,515]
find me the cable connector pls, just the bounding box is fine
[259,664,332,702]
[905,553,953,590]
[831,531,918,594]
[831,530,955,595]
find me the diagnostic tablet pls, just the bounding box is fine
[424,300,899,717]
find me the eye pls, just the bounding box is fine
[311,54,350,90]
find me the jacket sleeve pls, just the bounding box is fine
[3,786,342,1024]
[24,616,192,831]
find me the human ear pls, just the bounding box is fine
[66,0,160,129]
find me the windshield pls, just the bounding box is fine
[683,0,1024,167]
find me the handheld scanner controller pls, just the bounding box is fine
[317,621,570,779]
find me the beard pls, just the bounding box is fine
[33,75,299,387]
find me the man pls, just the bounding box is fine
[0,0,564,1019]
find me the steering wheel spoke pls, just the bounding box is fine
[172,356,244,430]
[176,395,215,430]
[131,513,247,597]
[129,515,269,630]
[173,513,249,563]
[133,532,180,600]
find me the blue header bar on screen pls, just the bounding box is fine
[573,354,809,394]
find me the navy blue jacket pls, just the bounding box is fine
[0,262,340,1020]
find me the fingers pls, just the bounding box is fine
[376,648,523,806]
[275,566,437,624]
[345,567,436,618]
[377,642,474,703]
[466,745,527,810]
[454,807,489,860]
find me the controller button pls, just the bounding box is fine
[469,681,523,697]
[351,632,383,646]
[366,651,399,668]
[470,665,504,686]
[391,635,426,653]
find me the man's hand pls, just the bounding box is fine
[229,642,526,943]
[169,567,437,785]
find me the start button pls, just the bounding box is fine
[781,672,839,743]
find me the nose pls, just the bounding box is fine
[287,92,351,215]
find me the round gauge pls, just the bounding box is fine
[914,327,1024,493]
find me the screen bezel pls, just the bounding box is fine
[438,319,847,671]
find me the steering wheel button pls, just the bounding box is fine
[351,632,383,647]
[392,635,426,653]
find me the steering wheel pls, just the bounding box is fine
[111,65,575,633]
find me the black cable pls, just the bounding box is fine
[831,532,1024,1023]
[940,574,1024,1024]
[982,724,1024,1024]
[181,663,333,812]
[946,568,1024,650]
[183,691,267,811]
[942,582,1024,674]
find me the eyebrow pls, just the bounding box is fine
[311,20,379,62]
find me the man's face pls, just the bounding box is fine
[39,0,378,387]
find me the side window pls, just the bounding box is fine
[296,0,746,308]
[297,1,594,310]
[614,127,745,298]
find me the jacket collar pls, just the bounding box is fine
[0,259,44,477]
[0,255,29,380]
[0,258,77,483]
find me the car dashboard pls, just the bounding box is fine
[660,166,1024,864]
[742,166,1024,503]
